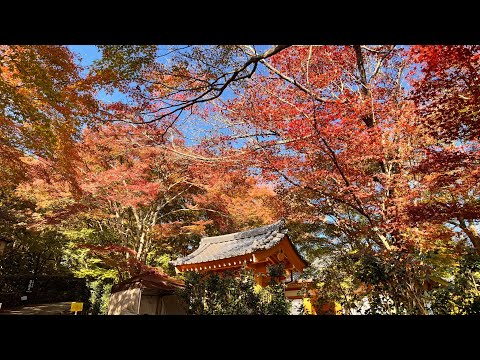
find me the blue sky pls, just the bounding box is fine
[69,45,101,66]
[68,45,128,105]
[67,45,271,146]
[68,45,412,149]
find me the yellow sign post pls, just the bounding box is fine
[70,302,83,315]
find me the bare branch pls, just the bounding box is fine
[158,207,230,220]
[259,58,332,103]
[141,45,290,126]
[353,45,369,98]
[306,45,313,86]
[360,45,391,54]
[369,45,396,84]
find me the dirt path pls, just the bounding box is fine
[0,301,74,315]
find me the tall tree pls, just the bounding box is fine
[0,45,100,188]
[202,45,445,313]
[90,46,290,131]
[16,122,281,279]
[6,44,480,314]
[0,45,101,279]
[408,45,480,254]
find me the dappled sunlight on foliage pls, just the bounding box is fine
[1,45,480,314]
[178,265,290,315]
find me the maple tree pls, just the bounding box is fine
[198,45,457,313]
[15,121,281,281]
[90,46,289,131]
[0,46,103,295]
[407,45,480,254]
[217,46,412,246]
[0,45,100,189]
[191,162,281,234]
[15,124,198,279]
[2,45,480,314]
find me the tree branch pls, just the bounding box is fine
[259,58,331,103]
[369,45,396,84]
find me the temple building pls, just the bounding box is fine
[172,219,330,314]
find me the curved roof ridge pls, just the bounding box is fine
[172,242,210,265]
[200,232,238,244]
[171,219,288,266]
[234,218,286,240]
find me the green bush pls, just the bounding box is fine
[177,264,291,315]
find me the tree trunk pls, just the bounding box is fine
[137,231,146,260]
[353,45,374,128]
[458,218,480,254]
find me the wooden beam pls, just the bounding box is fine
[253,245,283,263]
[278,238,307,272]
[247,262,267,274]
[252,237,306,272]
[175,254,253,273]
[285,289,304,300]
[282,259,293,270]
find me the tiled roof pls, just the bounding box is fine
[171,219,288,266]
[111,271,185,294]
